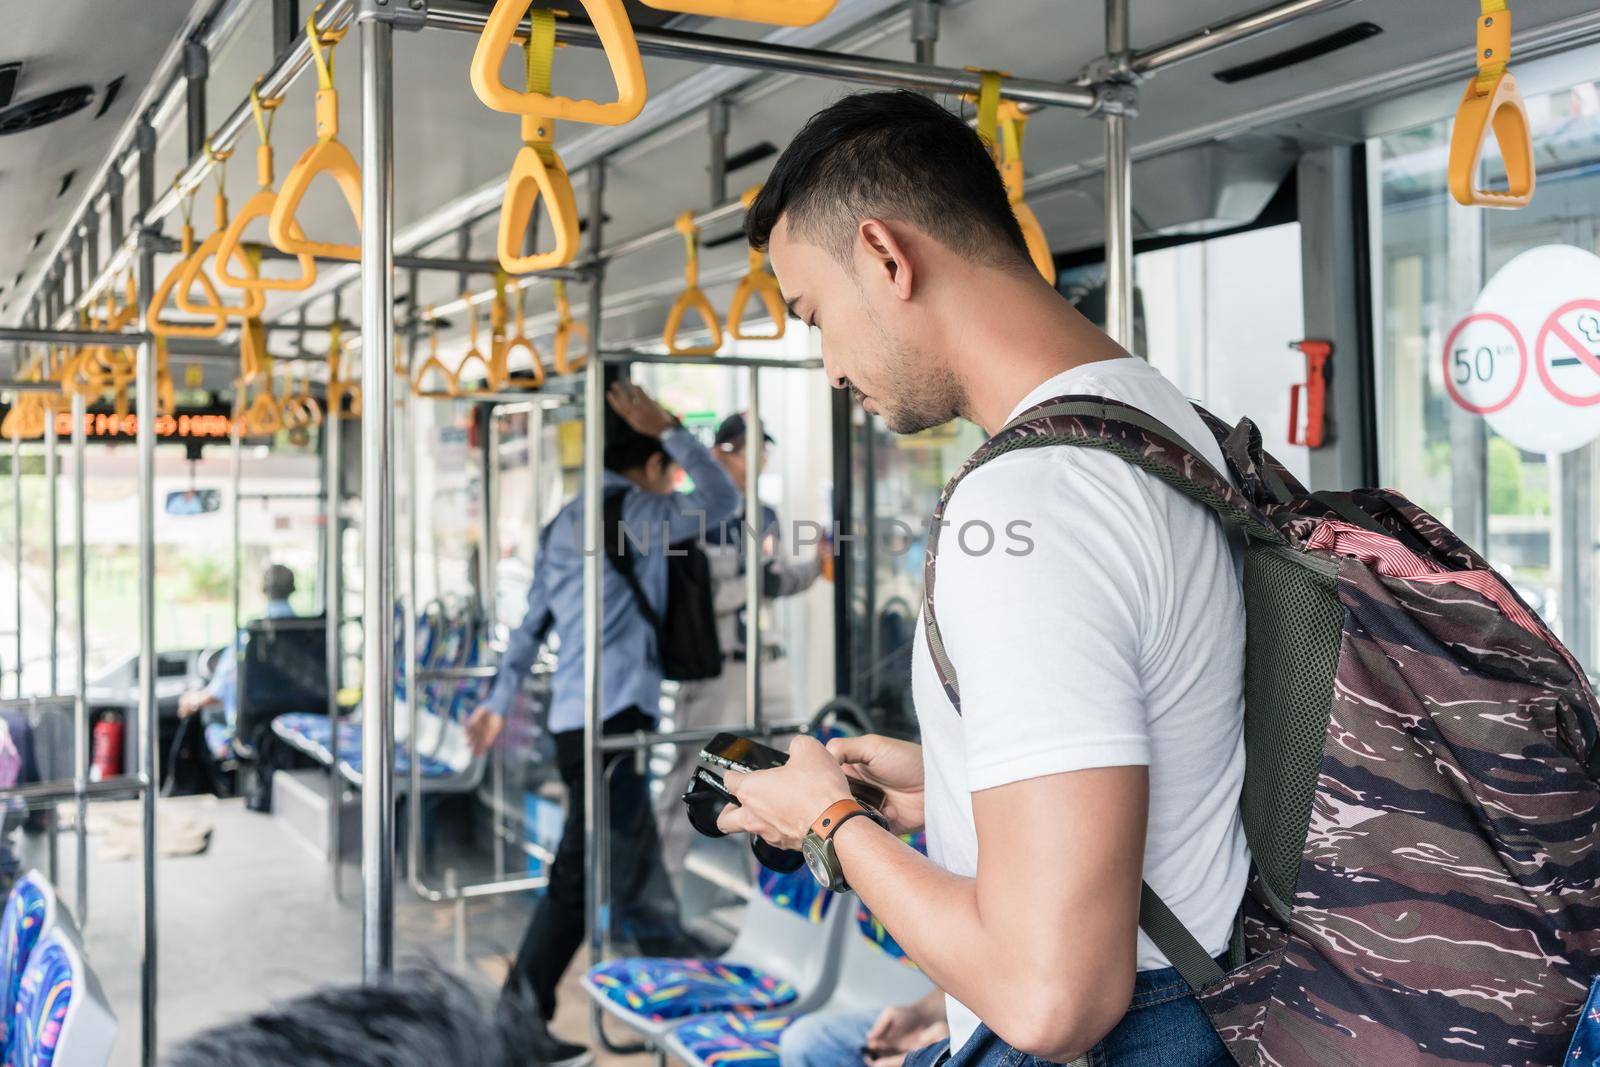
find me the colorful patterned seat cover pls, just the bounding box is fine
[0,876,47,1055]
[673,1012,795,1067]
[10,938,71,1067]
[203,722,234,762]
[588,959,797,1022]
[338,748,453,780]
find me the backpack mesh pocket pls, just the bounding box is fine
[1241,543,1345,921]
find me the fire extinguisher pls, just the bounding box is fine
[91,715,124,782]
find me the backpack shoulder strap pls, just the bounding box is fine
[602,486,665,636]
[922,394,1282,712]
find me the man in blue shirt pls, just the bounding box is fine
[178,563,299,724]
[467,380,739,1060]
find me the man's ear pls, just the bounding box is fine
[857,219,915,301]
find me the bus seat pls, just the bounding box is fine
[664,837,934,1067]
[10,929,117,1067]
[581,862,850,1040]
[0,871,54,1056]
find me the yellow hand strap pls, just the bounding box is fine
[1477,0,1509,86]
[973,70,1003,159]
[677,211,701,287]
[250,84,283,189]
[307,9,337,92]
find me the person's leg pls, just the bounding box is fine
[779,1009,878,1067]
[607,708,694,955]
[504,726,588,1020]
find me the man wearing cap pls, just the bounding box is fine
[653,411,826,879]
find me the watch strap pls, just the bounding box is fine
[811,798,865,841]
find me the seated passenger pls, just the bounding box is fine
[165,969,544,1067]
[467,380,739,1064]
[178,562,299,723]
[782,990,950,1067]
[717,91,1247,1066]
[174,563,301,807]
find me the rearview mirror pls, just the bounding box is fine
[165,489,222,516]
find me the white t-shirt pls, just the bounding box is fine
[912,357,1250,1050]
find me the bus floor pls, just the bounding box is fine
[19,795,655,1067]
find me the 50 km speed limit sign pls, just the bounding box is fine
[1447,245,1600,454]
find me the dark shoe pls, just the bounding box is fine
[529,1016,590,1067]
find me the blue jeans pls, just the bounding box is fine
[780,1009,879,1067]
[903,965,1229,1067]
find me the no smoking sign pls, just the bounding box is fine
[1446,245,1600,453]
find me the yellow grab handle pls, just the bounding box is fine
[470,0,646,124]
[327,326,362,418]
[412,313,460,398]
[150,228,228,339]
[551,280,589,376]
[1449,2,1535,208]
[269,138,363,260]
[490,287,547,389]
[728,184,785,340]
[452,297,493,395]
[497,128,581,274]
[217,189,318,292]
[636,0,834,26]
[665,288,724,356]
[664,211,723,355]
[177,197,267,320]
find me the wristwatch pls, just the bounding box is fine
[801,798,889,892]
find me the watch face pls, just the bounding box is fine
[802,835,832,888]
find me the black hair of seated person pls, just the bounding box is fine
[605,419,669,475]
[745,89,1032,273]
[163,969,544,1067]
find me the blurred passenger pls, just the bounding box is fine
[781,990,950,1067]
[467,380,739,1064]
[164,969,544,1067]
[655,412,825,878]
[177,562,299,723]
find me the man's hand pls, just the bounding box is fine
[465,706,505,757]
[862,994,949,1067]
[177,690,212,719]
[715,735,853,851]
[607,380,677,439]
[826,734,926,834]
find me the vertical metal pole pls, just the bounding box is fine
[85,215,101,283]
[68,238,83,310]
[133,117,160,1067]
[403,273,423,897]
[582,161,609,1011]
[482,409,506,879]
[829,389,853,699]
[72,393,89,924]
[184,41,208,161]
[911,0,939,65]
[46,412,58,696]
[358,17,397,984]
[743,373,761,731]
[708,99,730,211]
[230,420,242,650]
[1103,0,1134,349]
[861,418,877,690]
[325,410,344,885]
[10,433,20,698]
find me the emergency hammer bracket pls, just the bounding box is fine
[358,0,429,31]
[1086,79,1139,120]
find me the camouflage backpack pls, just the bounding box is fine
[921,395,1600,1066]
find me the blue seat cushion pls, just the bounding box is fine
[339,748,453,780]
[674,1012,794,1067]
[11,938,72,1066]
[587,958,797,1022]
[0,877,48,1051]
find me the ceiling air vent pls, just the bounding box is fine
[0,85,96,136]
[1214,23,1382,85]
[0,63,20,109]
[95,75,125,119]
[58,170,76,198]
[30,231,45,250]
[727,141,778,173]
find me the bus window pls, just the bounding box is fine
[1374,77,1600,674]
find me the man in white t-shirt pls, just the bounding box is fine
[716,91,1244,1067]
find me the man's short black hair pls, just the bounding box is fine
[164,970,543,1067]
[746,90,1030,270]
[605,421,668,474]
